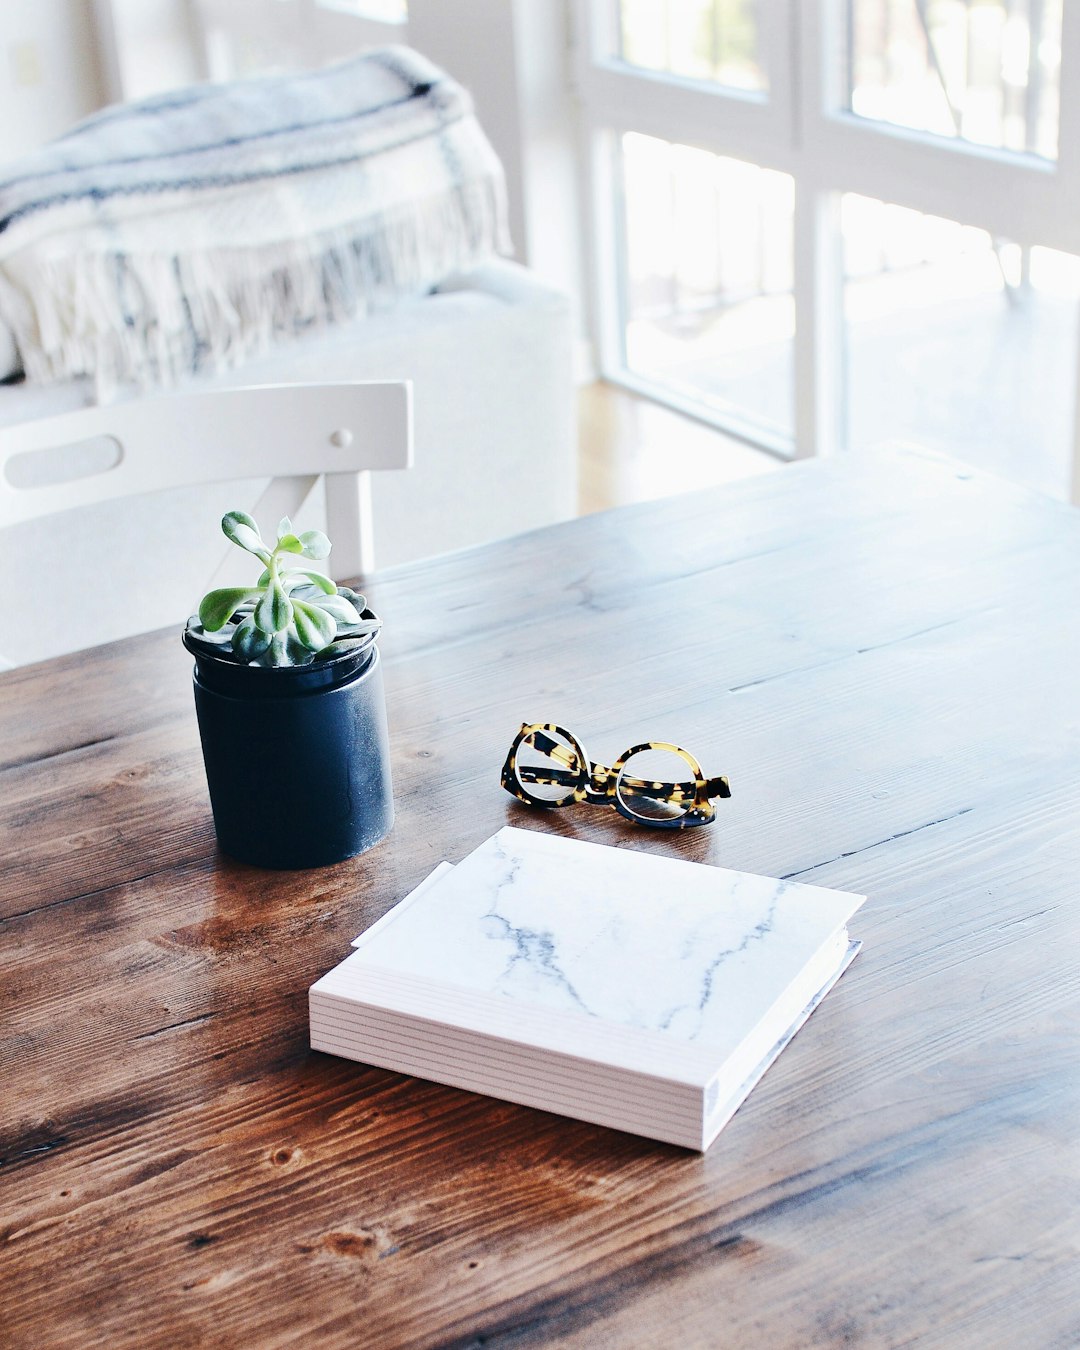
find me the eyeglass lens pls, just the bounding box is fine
[514,728,583,804]
[615,747,695,823]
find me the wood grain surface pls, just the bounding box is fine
[2,447,1078,1349]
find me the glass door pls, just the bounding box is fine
[577,0,1080,497]
[578,0,797,453]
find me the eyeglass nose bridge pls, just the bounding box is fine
[577,759,617,803]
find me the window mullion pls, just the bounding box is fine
[793,185,844,460]
[1053,0,1080,221]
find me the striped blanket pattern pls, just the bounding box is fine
[0,46,509,389]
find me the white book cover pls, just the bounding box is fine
[310,826,864,1150]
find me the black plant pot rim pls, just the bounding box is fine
[183,611,380,698]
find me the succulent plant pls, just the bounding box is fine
[185,511,381,667]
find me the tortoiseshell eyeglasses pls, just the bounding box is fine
[500,722,731,829]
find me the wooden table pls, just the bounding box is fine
[3,447,1078,1349]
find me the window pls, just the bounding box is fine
[576,0,1080,498]
[846,0,1062,158]
[618,0,766,92]
[619,133,794,445]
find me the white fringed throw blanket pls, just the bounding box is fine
[0,46,510,389]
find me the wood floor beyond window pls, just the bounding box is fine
[577,382,780,516]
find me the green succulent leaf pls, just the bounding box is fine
[224,508,259,535]
[190,620,234,646]
[299,529,331,560]
[318,621,380,655]
[255,580,293,634]
[292,599,337,650]
[310,593,363,625]
[294,569,336,594]
[221,511,267,558]
[231,616,272,661]
[199,587,260,631]
[338,617,382,638]
[265,633,292,667]
[277,533,304,554]
[286,629,313,663]
[277,515,294,540]
[263,568,333,595]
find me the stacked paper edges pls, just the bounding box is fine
[309,827,864,1152]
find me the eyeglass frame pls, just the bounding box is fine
[500,721,731,829]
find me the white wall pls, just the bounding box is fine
[93,0,204,102]
[408,0,588,361]
[0,0,107,163]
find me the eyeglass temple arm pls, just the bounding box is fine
[515,765,580,787]
[515,764,662,794]
[524,729,578,767]
[517,764,731,801]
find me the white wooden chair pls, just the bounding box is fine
[0,380,412,667]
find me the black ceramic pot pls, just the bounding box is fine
[183,631,394,869]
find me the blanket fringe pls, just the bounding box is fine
[3,176,509,395]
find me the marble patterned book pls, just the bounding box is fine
[309,826,865,1151]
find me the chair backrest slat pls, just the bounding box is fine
[0,382,412,528]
